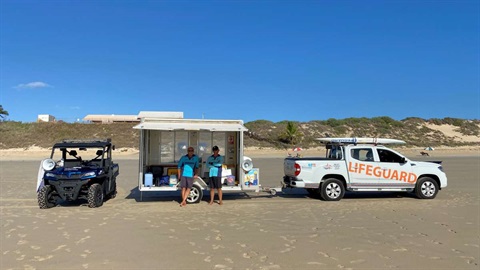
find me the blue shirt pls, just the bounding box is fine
[207,154,224,177]
[178,154,199,177]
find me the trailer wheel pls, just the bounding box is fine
[187,185,203,204]
[415,177,439,199]
[320,178,345,201]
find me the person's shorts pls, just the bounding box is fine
[180,176,194,189]
[209,176,222,189]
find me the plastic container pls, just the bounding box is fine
[145,173,153,187]
[169,175,178,187]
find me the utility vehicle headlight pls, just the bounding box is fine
[42,159,56,171]
[82,172,96,178]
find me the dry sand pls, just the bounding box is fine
[1,148,479,269]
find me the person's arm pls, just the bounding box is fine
[194,157,199,178]
[206,156,213,169]
[177,158,183,179]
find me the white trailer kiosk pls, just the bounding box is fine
[133,117,260,203]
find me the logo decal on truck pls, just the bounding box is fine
[348,162,417,183]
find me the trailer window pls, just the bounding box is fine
[175,131,188,162]
[160,132,174,163]
[213,133,226,156]
[199,132,212,159]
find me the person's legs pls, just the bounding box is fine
[182,188,190,206]
[218,188,223,205]
[208,177,216,205]
[180,176,190,206]
[180,177,186,206]
[209,188,215,205]
[181,177,193,206]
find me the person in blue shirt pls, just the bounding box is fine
[178,146,199,207]
[207,146,224,205]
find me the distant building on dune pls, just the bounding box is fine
[83,114,140,123]
[37,114,56,122]
[83,111,184,123]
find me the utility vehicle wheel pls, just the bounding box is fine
[320,178,345,201]
[415,177,439,199]
[187,185,203,204]
[87,183,104,208]
[38,185,57,209]
[107,181,117,199]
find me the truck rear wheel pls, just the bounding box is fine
[320,178,345,201]
[187,185,203,204]
[415,177,439,199]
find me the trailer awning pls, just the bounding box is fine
[133,120,248,132]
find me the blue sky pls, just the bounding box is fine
[1,0,479,123]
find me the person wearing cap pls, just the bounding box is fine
[178,146,199,207]
[206,146,224,205]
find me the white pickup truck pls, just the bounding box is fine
[283,138,447,201]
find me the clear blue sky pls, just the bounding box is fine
[1,0,479,123]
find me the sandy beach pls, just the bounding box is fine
[1,148,479,269]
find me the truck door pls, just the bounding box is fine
[346,146,379,187]
[375,148,415,188]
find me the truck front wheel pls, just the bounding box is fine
[320,179,345,201]
[415,177,439,199]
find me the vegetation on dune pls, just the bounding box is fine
[0,105,8,119]
[0,117,478,150]
[244,117,479,149]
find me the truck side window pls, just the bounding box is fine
[351,148,373,162]
[377,149,403,163]
[351,149,360,160]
